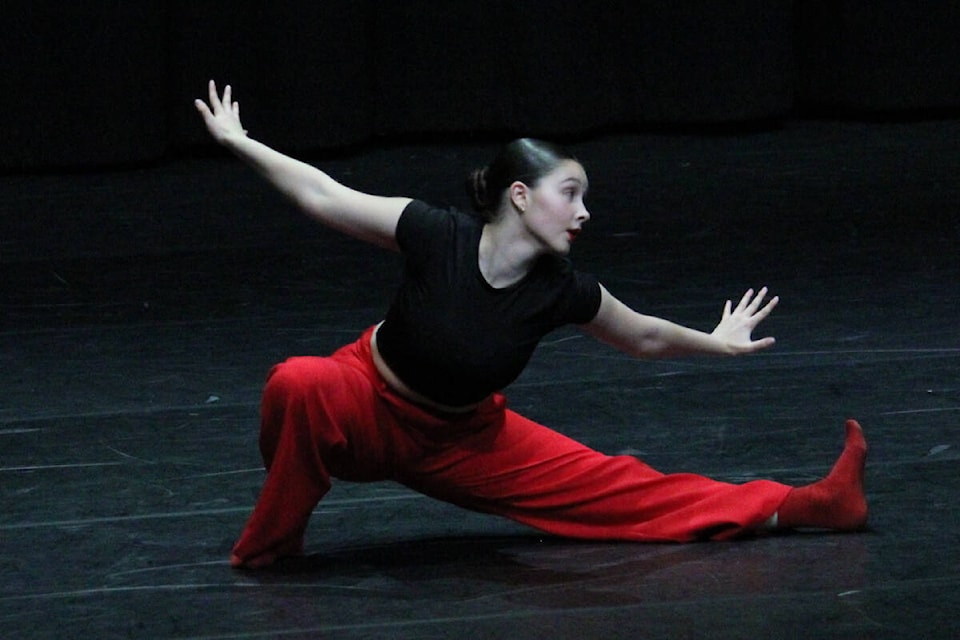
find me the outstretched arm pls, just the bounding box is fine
[583,285,778,359]
[194,80,411,250]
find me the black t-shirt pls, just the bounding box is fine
[376,200,602,406]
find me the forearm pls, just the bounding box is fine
[585,284,776,360]
[195,81,406,248]
[628,315,732,359]
[223,134,339,213]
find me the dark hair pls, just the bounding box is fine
[467,138,577,221]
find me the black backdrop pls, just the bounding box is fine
[3,1,959,171]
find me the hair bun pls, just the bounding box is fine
[465,139,576,222]
[467,166,490,213]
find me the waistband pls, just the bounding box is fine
[337,326,507,436]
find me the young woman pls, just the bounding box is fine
[195,81,868,569]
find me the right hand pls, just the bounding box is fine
[194,80,247,145]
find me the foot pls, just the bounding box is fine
[777,419,868,531]
[230,540,304,570]
[230,552,279,569]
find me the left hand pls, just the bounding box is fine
[710,287,779,354]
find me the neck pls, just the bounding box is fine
[478,219,541,289]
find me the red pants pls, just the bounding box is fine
[232,327,792,562]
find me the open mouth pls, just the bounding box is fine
[567,229,581,241]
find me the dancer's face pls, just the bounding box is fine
[513,160,591,255]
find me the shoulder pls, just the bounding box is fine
[533,256,602,324]
[396,199,482,252]
[537,255,591,285]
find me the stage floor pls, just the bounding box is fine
[2,121,959,638]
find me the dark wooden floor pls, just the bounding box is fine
[2,120,959,638]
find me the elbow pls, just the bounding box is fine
[635,339,671,360]
[625,326,671,359]
[296,191,331,222]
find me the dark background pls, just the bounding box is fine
[3,4,960,637]
[3,0,959,170]
[3,1,959,264]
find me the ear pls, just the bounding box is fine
[508,181,529,213]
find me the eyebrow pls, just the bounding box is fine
[560,177,588,192]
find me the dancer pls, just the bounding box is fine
[194,81,867,569]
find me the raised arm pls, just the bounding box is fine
[194,80,411,250]
[583,284,778,359]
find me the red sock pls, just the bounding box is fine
[777,419,868,531]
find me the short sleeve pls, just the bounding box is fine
[395,199,452,259]
[566,271,602,324]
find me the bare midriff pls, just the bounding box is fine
[370,322,481,414]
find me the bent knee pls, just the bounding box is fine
[264,357,335,399]
[264,355,374,407]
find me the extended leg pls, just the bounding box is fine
[399,408,792,542]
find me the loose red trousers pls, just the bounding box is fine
[232,327,792,563]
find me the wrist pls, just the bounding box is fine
[221,131,250,151]
[706,330,736,356]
